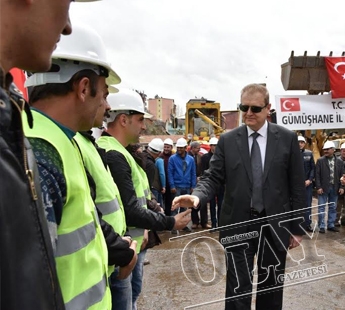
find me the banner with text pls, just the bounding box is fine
[275,94,345,130]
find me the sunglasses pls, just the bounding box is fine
[239,103,268,113]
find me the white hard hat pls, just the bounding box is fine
[341,143,345,149]
[323,141,335,149]
[106,89,152,123]
[25,23,120,88]
[148,138,164,153]
[163,138,174,146]
[209,137,219,145]
[176,138,188,147]
[297,136,306,143]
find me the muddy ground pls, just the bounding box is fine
[137,202,345,310]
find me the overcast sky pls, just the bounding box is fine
[70,0,345,112]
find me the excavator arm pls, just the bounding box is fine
[194,109,224,134]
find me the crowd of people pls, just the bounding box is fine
[1,2,191,309]
[1,1,343,310]
[141,137,224,235]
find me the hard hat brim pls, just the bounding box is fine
[108,85,118,93]
[52,53,121,85]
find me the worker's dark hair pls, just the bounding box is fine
[240,83,269,105]
[29,69,99,105]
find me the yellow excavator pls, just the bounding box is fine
[185,98,225,142]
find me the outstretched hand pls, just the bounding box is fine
[173,209,192,230]
[171,195,200,211]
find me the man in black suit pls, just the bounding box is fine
[172,84,306,310]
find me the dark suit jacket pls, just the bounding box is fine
[315,155,344,193]
[193,123,306,251]
[201,151,213,174]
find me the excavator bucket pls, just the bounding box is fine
[281,51,332,94]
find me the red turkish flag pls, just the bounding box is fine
[9,68,28,101]
[325,57,345,99]
[280,98,301,112]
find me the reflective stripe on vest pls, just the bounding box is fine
[74,133,127,237]
[144,188,150,197]
[97,136,151,253]
[65,275,107,310]
[128,228,145,238]
[55,221,96,257]
[96,198,120,216]
[24,111,110,309]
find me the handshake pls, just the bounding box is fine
[171,195,200,230]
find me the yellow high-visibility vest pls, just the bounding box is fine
[98,135,151,253]
[24,111,110,310]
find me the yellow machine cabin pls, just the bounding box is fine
[185,98,224,142]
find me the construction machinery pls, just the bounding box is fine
[281,50,345,161]
[185,98,225,142]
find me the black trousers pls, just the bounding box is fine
[224,219,287,310]
[191,202,208,226]
[163,186,173,216]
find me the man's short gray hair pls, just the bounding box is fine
[190,141,200,148]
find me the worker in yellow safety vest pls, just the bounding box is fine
[74,87,138,308]
[97,89,192,310]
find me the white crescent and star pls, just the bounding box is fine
[334,62,345,73]
[282,100,294,110]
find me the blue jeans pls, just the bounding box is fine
[109,268,132,310]
[151,188,163,209]
[131,249,146,310]
[304,184,313,226]
[318,185,338,229]
[171,187,189,216]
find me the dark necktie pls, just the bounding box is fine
[251,132,264,213]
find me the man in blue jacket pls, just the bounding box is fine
[168,138,196,233]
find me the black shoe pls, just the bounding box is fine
[182,226,192,232]
[319,228,325,233]
[306,225,313,232]
[171,229,177,234]
[335,222,341,227]
[143,259,150,266]
[328,227,339,232]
